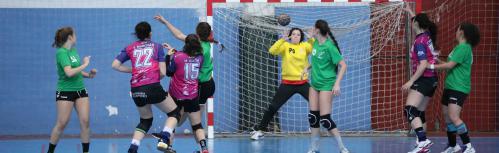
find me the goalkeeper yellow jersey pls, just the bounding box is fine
[269,39,312,83]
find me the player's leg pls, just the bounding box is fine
[318,91,348,153]
[251,84,295,140]
[188,111,208,153]
[417,97,430,131]
[198,78,216,125]
[441,89,461,153]
[446,90,474,153]
[307,87,320,153]
[405,89,432,153]
[127,104,153,153]
[153,94,181,151]
[48,91,76,153]
[413,96,430,144]
[75,93,90,153]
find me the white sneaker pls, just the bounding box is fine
[462,144,475,153]
[250,130,264,140]
[408,139,433,153]
[340,148,350,153]
[307,150,320,153]
[441,145,461,153]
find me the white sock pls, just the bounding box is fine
[334,135,346,150]
[310,134,320,151]
[163,126,174,134]
[131,139,141,146]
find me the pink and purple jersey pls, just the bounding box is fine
[116,40,165,87]
[167,51,203,100]
[410,32,438,77]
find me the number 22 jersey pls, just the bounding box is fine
[115,40,165,88]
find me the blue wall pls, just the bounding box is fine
[0,5,373,135]
[0,8,199,135]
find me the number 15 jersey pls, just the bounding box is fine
[168,51,203,100]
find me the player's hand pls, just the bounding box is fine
[163,43,175,55]
[403,3,412,13]
[332,84,341,96]
[307,28,316,38]
[82,56,91,66]
[300,68,309,80]
[154,15,168,24]
[401,81,413,91]
[89,68,97,78]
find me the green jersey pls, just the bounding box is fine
[199,41,213,83]
[445,43,473,94]
[310,38,343,91]
[56,48,85,91]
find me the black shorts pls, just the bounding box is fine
[56,89,88,102]
[410,76,438,97]
[199,78,215,105]
[441,89,468,107]
[131,83,167,107]
[172,96,200,113]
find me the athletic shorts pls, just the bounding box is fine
[410,76,438,97]
[198,78,215,105]
[441,89,468,107]
[56,89,88,102]
[172,96,200,113]
[131,83,167,107]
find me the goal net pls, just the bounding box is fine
[210,1,412,135]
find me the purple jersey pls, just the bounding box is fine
[115,40,165,87]
[410,32,438,77]
[168,51,203,100]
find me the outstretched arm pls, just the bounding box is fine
[154,15,187,41]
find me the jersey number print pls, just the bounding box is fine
[133,48,153,67]
[184,62,200,80]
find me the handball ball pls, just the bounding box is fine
[277,14,291,26]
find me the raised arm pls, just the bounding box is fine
[154,15,187,41]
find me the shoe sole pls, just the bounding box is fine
[157,141,169,152]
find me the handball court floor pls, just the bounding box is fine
[1,135,499,153]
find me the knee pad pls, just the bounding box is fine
[456,123,468,134]
[446,123,457,132]
[191,123,203,132]
[419,111,426,124]
[308,111,320,128]
[319,114,337,130]
[167,106,181,121]
[136,118,153,134]
[404,106,420,124]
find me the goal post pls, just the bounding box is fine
[206,0,419,138]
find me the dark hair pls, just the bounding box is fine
[196,22,225,52]
[315,19,343,73]
[183,34,203,57]
[315,19,341,55]
[412,13,438,49]
[288,27,305,42]
[135,21,151,41]
[52,27,74,48]
[459,22,480,47]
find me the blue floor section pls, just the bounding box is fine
[1,136,498,153]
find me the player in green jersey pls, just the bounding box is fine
[428,22,480,153]
[306,19,349,153]
[48,27,97,153]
